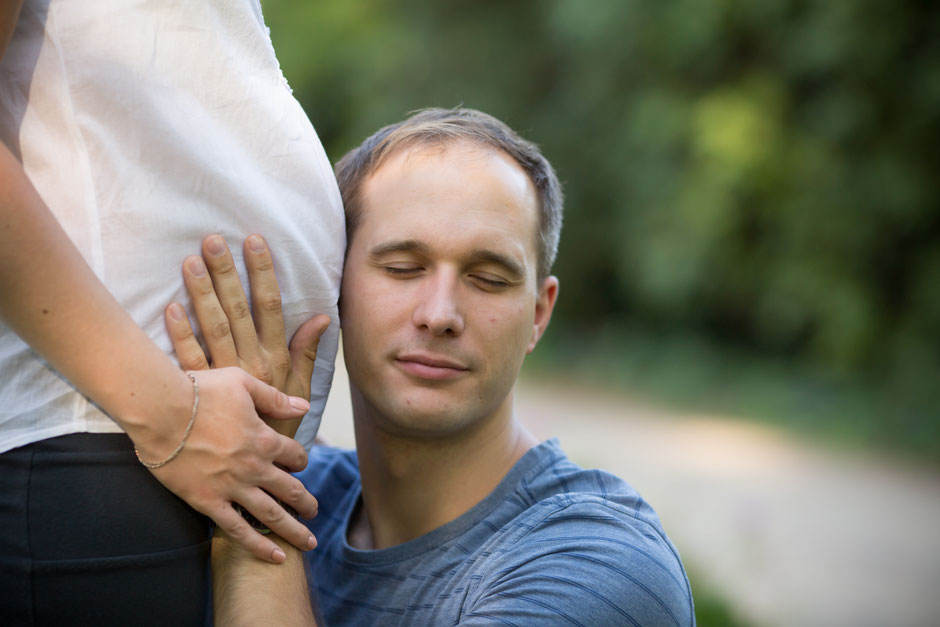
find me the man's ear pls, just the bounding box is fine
[527,276,559,354]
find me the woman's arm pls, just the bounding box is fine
[0,1,23,61]
[0,141,317,563]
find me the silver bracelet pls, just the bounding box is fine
[135,372,199,469]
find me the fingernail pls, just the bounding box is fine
[247,235,266,253]
[272,548,286,563]
[206,235,225,256]
[289,397,310,412]
[168,303,185,321]
[187,257,206,277]
[307,535,317,550]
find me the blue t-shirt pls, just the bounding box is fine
[298,439,694,626]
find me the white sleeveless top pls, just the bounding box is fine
[0,0,345,453]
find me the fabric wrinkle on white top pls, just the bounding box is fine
[0,0,345,453]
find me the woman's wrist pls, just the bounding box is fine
[134,372,199,468]
[115,365,197,459]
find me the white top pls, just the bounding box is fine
[0,0,345,453]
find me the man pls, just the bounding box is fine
[172,108,694,625]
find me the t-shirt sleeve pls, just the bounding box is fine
[459,498,695,626]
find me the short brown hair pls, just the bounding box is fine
[334,107,563,281]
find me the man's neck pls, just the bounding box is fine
[348,390,537,550]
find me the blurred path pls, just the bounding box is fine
[319,357,940,627]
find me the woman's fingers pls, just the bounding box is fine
[207,499,297,564]
[233,484,318,553]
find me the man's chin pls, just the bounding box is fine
[372,402,483,441]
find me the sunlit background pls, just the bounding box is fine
[264,1,940,625]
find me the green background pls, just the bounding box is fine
[261,2,939,622]
[263,0,939,458]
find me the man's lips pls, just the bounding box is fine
[394,353,469,380]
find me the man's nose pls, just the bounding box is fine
[412,270,465,336]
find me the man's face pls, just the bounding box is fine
[339,141,558,437]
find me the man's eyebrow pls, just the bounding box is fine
[368,239,431,258]
[468,249,526,279]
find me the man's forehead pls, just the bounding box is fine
[369,140,532,194]
[376,138,494,174]
[357,141,539,237]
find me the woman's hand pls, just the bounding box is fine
[145,366,319,563]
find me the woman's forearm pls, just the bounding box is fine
[0,141,319,561]
[0,1,23,62]
[0,142,194,449]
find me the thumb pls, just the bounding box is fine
[241,370,310,419]
[288,314,330,396]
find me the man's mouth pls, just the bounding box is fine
[394,353,469,380]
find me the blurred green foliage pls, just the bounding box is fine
[687,567,751,627]
[264,0,939,456]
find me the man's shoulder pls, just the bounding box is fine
[510,452,688,586]
[500,490,691,600]
[462,442,695,625]
[514,441,671,541]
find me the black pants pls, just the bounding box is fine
[0,433,211,626]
